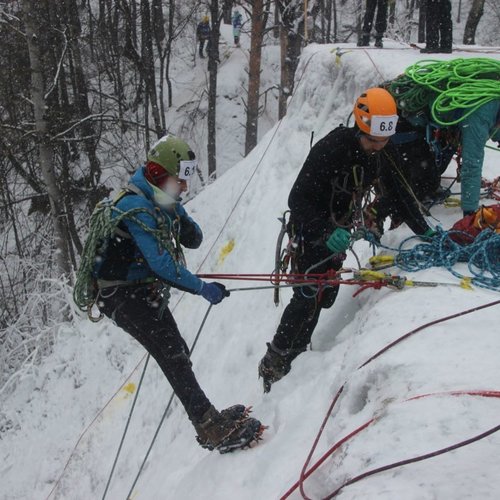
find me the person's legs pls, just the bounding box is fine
[422,0,440,50]
[374,0,388,47]
[259,243,342,391]
[360,0,377,45]
[100,285,212,421]
[199,39,205,58]
[438,0,453,51]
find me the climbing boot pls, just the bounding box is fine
[357,33,370,47]
[420,46,439,54]
[220,404,249,421]
[194,405,263,454]
[374,36,383,48]
[258,342,305,393]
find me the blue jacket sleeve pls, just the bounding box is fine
[459,100,500,213]
[119,197,204,294]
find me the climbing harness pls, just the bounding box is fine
[273,211,302,305]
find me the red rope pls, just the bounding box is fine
[197,272,394,295]
[283,390,500,500]
[322,391,500,500]
[281,298,500,499]
[359,299,500,369]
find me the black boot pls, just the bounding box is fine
[258,342,305,393]
[420,46,439,53]
[193,405,263,454]
[374,36,383,48]
[357,33,370,47]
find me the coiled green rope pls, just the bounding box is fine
[389,58,500,126]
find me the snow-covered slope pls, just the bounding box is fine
[2,42,500,500]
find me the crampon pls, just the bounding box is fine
[197,406,266,454]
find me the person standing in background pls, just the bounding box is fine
[196,16,211,58]
[232,10,242,47]
[420,0,453,53]
[358,0,388,48]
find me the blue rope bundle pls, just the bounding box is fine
[370,228,500,292]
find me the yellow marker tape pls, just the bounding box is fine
[460,277,473,290]
[217,239,235,266]
[123,382,136,395]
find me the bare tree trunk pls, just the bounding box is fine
[207,0,221,180]
[278,22,289,120]
[141,0,163,137]
[64,0,101,189]
[277,1,302,119]
[332,0,338,42]
[245,0,265,155]
[274,0,280,38]
[22,0,72,279]
[463,0,485,44]
[222,0,233,24]
[152,0,167,131]
[166,0,175,108]
[325,0,332,42]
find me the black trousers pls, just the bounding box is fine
[425,0,452,50]
[271,240,343,353]
[99,284,212,422]
[362,0,388,37]
[198,38,210,57]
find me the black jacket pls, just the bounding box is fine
[288,126,430,242]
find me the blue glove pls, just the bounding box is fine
[326,228,351,253]
[199,282,230,305]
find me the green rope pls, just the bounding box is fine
[73,198,182,312]
[388,74,436,114]
[389,58,500,126]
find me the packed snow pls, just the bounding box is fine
[2,38,500,500]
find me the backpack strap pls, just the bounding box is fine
[111,183,149,239]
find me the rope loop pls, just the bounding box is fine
[389,58,500,126]
[372,227,500,291]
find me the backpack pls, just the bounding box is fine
[450,204,500,245]
[73,192,133,314]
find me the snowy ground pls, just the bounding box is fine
[2,41,500,500]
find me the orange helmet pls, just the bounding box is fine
[353,88,398,137]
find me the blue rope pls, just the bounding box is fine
[367,228,500,292]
